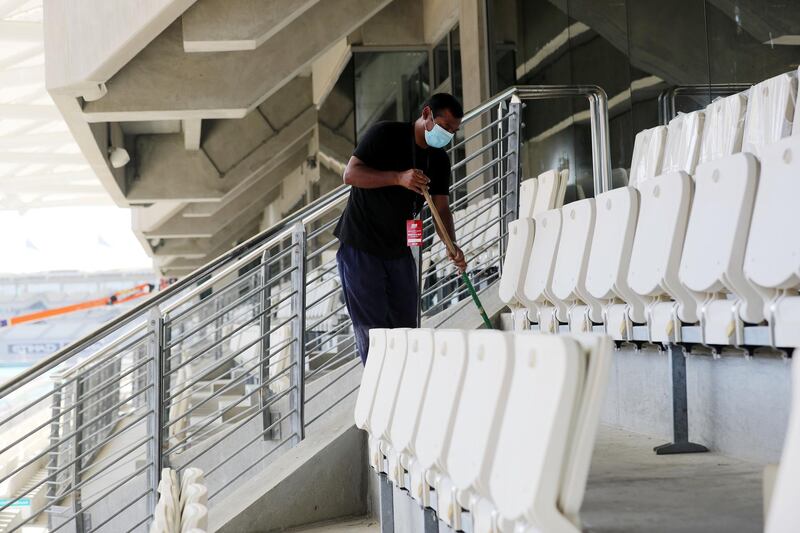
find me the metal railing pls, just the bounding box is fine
[0,85,610,532]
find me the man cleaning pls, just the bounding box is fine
[335,93,466,364]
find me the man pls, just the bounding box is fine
[335,93,467,364]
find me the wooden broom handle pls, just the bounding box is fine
[421,187,457,256]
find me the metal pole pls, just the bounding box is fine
[72,375,85,531]
[653,343,708,455]
[47,374,62,531]
[658,83,752,125]
[496,101,508,275]
[290,223,307,443]
[379,473,395,533]
[146,307,164,522]
[260,250,275,440]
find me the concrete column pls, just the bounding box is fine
[458,0,493,194]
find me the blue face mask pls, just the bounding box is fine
[424,119,454,148]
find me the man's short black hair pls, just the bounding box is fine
[424,93,464,119]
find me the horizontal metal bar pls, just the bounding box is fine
[458,87,517,126]
[449,113,507,153]
[304,358,361,404]
[171,384,296,465]
[306,301,347,332]
[421,191,507,246]
[165,338,294,428]
[304,260,338,287]
[89,488,152,532]
[422,225,505,287]
[164,365,294,454]
[447,172,510,211]
[305,320,352,351]
[306,338,357,381]
[306,216,340,241]
[305,236,340,262]
[207,431,295,501]
[449,132,511,173]
[421,234,505,300]
[203,410,294,478]
[59,324,148,379]
[304,284,342,313]
[164,313,296,402]
[125,512,154,533]
[305,385,360,427]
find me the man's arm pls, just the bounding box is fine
[343,156,429,193]
[432,194,467,272]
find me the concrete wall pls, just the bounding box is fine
[601,347,792,463]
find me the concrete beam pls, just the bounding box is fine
[0,21,41,42]
[423,0,459,44]
[349,0,424,46]
[142,148,306,238]
[312,39,351,108]
[182,106,317,216]
[181,0,320,52]
[182,119,202,151]
[131,201,186,234]
[44,0,197,98]
[82,0,393,121]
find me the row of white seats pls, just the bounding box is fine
[150,467,208,533]
[354,328,611,532]
[425,170,568,280]
[500,68,800,347]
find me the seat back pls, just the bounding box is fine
[765,354,800,533]
[629,126,668,188]
[551,199,603,322]
[519,178,539,219]
[586,187,646,323]
[498,218,535,306]
[699,93,747,164]
[446,330,514,498]
[370,329,409,441]
[389,329,435,456]
[353,329,388,430]
[532,170,559,216]
[414,330,469,472]
[662,111,705,175]
[522,209,563,312]
[488,334,584,526]
[742,72,797,157]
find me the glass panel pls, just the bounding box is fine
[433,36,449,89]
[353,51,430,140]
[450,25,463,102]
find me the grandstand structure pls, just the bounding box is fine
[0,0,798,532]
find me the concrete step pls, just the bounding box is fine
[287,517,378,532]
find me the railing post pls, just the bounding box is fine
[290,223,307,443]
[146,307,165,522]
[500,95,522,275]
[47,374,62,531]
[260,249,275,440]
[72,375,85,531]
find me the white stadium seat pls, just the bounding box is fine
[662,111,705,175]
[522,209,565,333]
[629,125,668,188]
[698,93,747,164]
[551,199,604,332]
[743,70,800,346]
[369,329,409,471]
[498,218,535,308]
[765,354,800,533]
[387,329,435,487]
[412,330,469,507]
[519,178,539,219]
[585,186,646,340]
[742,72,797,157]
[354,329,388,470]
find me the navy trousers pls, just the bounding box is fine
[336,242,418,364]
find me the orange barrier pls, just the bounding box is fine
[0,283,154,328]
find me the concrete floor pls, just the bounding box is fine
[290,517,379,532]
[582,426,764,533]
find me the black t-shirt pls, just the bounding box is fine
[334,121,451,259]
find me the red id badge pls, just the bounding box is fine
[406,219,423,246]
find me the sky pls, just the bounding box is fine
[0,207,152,274]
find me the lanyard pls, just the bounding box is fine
[410,124,429,219]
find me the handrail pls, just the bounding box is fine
[657,83,753,125]
[0,185,351,398]
[0,84,611,397]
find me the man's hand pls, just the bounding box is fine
[396,169,429,195]
[448,245,467,272]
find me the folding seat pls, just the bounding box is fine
[386,329,435,488]
[471,334,585,533]
[497,218,535,309]
[585,186,646,340]
[368,329,409,472]
[438,330,514,530]
[353,329,388,471]
[531,170,559,215]
[518,178,539,219]
[628,126,668,188]
[521,209,565,333]
[628,112,705,343]
[679,85,782,345]
[550,199,605,333]
[765,354,800,533]
[410,330,468,507]
[180,502,208,532]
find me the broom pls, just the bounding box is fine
[421,188,493,329]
